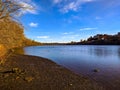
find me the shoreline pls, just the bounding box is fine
[0,54,105,90]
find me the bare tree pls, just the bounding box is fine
[0,0,35,19]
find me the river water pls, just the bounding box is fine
[19,45,120,89]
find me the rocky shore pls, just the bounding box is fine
[0,54,105,90]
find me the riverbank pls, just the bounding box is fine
[0,54,105,90]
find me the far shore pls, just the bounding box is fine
[0,54,105,90]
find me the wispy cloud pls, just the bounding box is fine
[62,34,80,39]
[37,36,50,39]
[59,2,80,13]
[80,27,97,31]
[62,32,80,39]
[29,22,38,27]
[99,0,120,8]
[52,0,95,13]
[53,0,62,4]
[95,16,102,20]
[62,32,73,35]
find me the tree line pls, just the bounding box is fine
[68,32,120,45]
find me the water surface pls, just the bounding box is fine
[22,45,120,85]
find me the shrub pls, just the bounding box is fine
[0,44,6,57]
[0,44,7,65]
[0,18,25,49]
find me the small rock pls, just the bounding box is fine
[93,69,99,72]
[16,76,20,80]
[70,84,73,86]
[24,76,34,82]
[12,68,22,73]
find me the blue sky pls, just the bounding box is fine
[20,0,120,43]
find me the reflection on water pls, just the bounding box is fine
[21,45,120,87]
[89,46,118,58]
[118,48,120,58]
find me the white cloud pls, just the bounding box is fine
[80,27,97,31]
[62,33,80,39]
[60,2,80,13]
[95,16,102,20]
[29,22,38,27]
[53,0,62,4]
[37,36,50,39]
[52,0,95,13]
[62,32,73,35]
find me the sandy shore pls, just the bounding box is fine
[0,54,105,90]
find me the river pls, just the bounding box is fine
[17,45,120,89]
